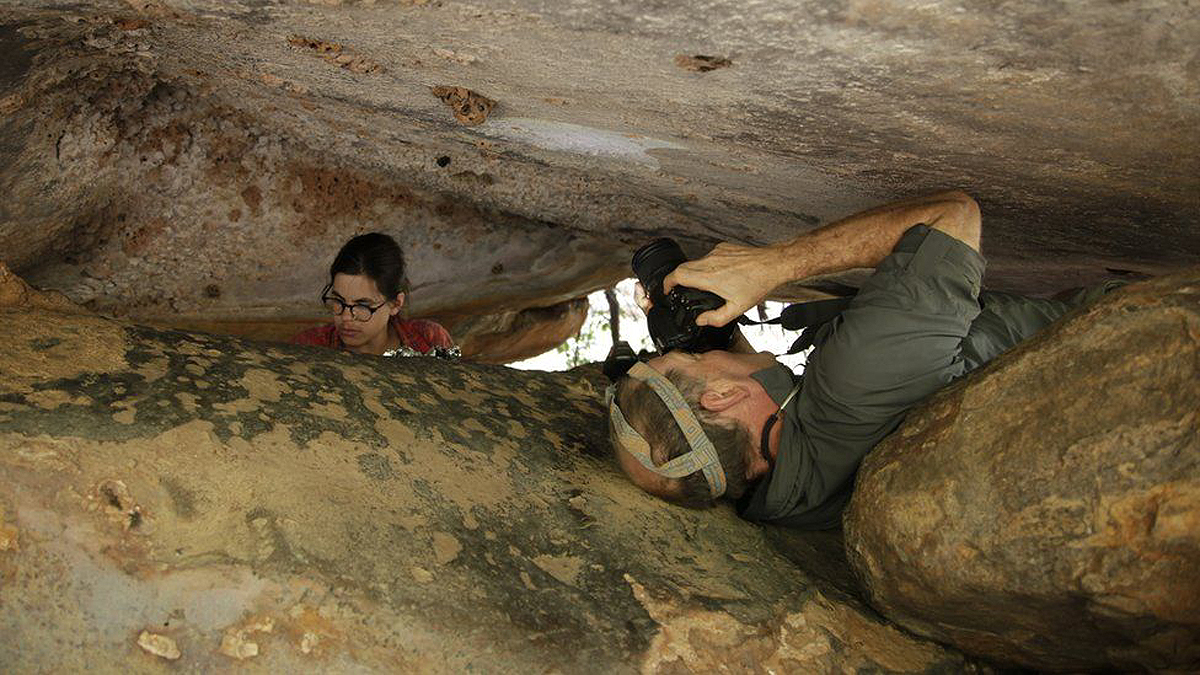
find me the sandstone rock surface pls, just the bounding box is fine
[844,270,1200,672]
[0,299,980,673]
[0,262,88,315]
[2,1,1197,360]
[449,296,590,365]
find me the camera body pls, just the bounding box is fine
[632,238,736,353]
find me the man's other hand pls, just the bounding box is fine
[663,242,784,328]
[633,282,652,315]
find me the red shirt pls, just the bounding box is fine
[290,317,454,354]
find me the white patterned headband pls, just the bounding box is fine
[605,361,726,498]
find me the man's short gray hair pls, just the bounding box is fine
[609,368,754,506]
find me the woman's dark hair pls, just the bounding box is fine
[328,233,409,298]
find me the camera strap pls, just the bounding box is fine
[737,296,853,354]
[757,379,803,471]
[606,362,726,498]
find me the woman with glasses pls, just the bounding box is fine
[290,233,457,358]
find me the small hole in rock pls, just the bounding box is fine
[436,156,451,167]
[101,485,123,510]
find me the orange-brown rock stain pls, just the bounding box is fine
[430,86,496,125]
[85,478,161,576]
[285,164,417,240]
[122,218,167,256]
[199,111,259,184]
[0,506,18,553]
[287,35,384,75]
[279,606,344,661]
[134,118,192,166]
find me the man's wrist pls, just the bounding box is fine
[773,235,815,284]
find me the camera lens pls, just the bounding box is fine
[631,238,686,301]
[631,236,737,354]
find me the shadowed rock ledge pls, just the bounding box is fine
[0,280,980,672]
[845,269,1200,672]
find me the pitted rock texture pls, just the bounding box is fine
[1,1,1197,360]
[0,302,983,673]
[844,269,1200,672]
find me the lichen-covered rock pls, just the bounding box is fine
[844,270,1200,672]
[0,299,981,673]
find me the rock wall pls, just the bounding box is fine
[844,270,1200,672]
[0,287,981,672]
[0,7,629,362]
[3,1,1198,362]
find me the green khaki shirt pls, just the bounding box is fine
[738,225,1115,529]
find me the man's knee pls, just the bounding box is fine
[929,191,981,253]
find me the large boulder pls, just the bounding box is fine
[844,270,1200,672]
[0,291,980,672]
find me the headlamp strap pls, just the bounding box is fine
[606,362,727,498]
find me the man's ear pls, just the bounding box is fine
[698,379,750,413]
[390,292,406,315]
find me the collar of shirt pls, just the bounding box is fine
[750,363,799,405]
[738,363,802,520]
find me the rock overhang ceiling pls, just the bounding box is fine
[1,0,1197,361]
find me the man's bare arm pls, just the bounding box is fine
[663,191,982,328]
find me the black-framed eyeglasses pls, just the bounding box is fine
[321,284,389,322]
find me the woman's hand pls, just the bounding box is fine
[662,242,786,328]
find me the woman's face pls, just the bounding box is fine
[327,273,403,351]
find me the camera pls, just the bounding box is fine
[631,238,736,353]
[602,340,640,381]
